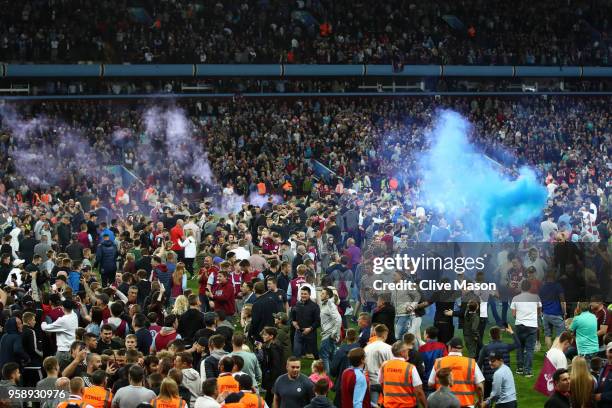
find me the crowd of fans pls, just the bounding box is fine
[0,94,609,408]
[0,0,611,65]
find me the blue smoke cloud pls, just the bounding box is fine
[418,110,548,241]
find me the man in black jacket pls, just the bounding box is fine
[178,294,205,344]
[249,281,279,343]
[21,312,43,386]
[0,317,30,368]
[132,313,152,355]
[0,253,12,284]
[545,368,570,408]
[95,233,118,286]
[595,342,612,405]
[65,233,84,261]
[290,286,320,358]
[18,229,37,264]
[57,215,72,250]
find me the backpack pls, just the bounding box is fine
[337,271,349,300]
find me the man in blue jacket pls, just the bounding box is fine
[595,342,612,404]
[478,325,520,399]
[95,233,118,286]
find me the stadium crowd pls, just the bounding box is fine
[0,95,609,408]
[0,0,611,65]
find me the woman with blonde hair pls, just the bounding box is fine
[570,355,596,408]
[171,295,189,316]
[150,378,187,408]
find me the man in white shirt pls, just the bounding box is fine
[195,378,222,408]
[364,324,393,406]
[540,213,558,241]
[523,247,547,280]
[510,280,542,377]
[41,300,79,369]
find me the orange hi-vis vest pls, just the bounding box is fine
[434,355,477,407]
[239,392,265,408]
[257,182,266,195]
[218,373,240,394]
[223,401,246,408]
[149,397,186,408]
[82,386,112,408]
[57,398,86,408]
[378,359,417,408]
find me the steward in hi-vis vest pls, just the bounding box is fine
[428,337,485,408]
[378,341,427,408]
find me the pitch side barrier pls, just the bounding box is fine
[2,64,612,78]
[2,92,612,101]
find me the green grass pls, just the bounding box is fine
[187,279,547,405]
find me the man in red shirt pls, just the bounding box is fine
[170,219,185,261]
[199,256,219,312]
[208,271,236,319]
[341,347,371,408]
[591,295,612,346]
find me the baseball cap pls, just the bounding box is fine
[197,337,208,347]
[12,259,25,267]
[488,351,504,361]
[607,342,612,352]
[273,312,288,323]
[447,337,463,349]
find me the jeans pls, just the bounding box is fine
[370,389,380,407]
[320,337,336,374]
[489,297,510,326]
[293,330,317,358]
[409,316,423,347]
[55,351,72,371]
[543,314,566,338]
[199,294,210,313]
[516,325,537,374]
[395,315,412,341]
[101,271,115,287]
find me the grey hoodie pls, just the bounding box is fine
[199,349,229,380]
[0,380,22,408]
[181,368,201,406]
[305,396,336,408]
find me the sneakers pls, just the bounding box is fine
[535,341,541,352]
[304,353,315,359]
[516,369,523,375]
[524,373,533,378]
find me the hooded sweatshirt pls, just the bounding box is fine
[153,264,171,293]
[0,380,21,408]
[96,239,118,274]
[201,349,229,380]
[181,368,201,406]
[153,326,180,351]
[305,396,336,408]
[0,317,30,367]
